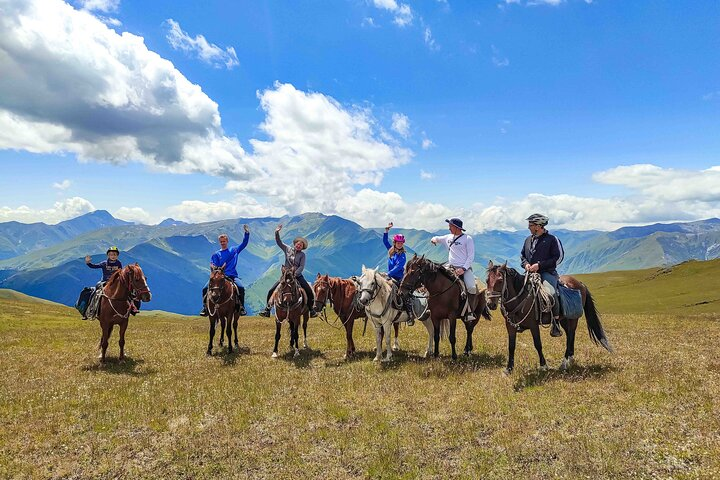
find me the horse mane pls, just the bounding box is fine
[504,266,525,292]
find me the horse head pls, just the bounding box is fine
[357,265,380,307]
[313,273,331,311]
[127,263,152,302]
[208,264,228,302]
[485,260,510,310]
[400,254,435,293]
[278,265,299,305]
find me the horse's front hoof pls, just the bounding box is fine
[206,349,212,356]
[382,356,391,363]
[392,345,400,352]
[539,364,549,372]
[293,349,300,358]
[503,367,513,375]
[373,356,381,362]
[303,341,309,349]
[227,347,233,354]
[560,356,574,371]
[234,341,239,348]
[271,352,278,358]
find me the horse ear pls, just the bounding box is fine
[316,272,321,278]
[502,260,507,269]
[282,265,286,273]
[488,260,494,269]
[413,253,417,259]
[362,264,366,273]
[220,263,226,271]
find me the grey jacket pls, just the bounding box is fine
[276,231,306,277]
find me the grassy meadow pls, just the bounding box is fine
[1,260,720,479]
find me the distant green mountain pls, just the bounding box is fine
[1,211,718,314]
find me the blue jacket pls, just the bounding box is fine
[211,232,250,279]
[383,232,406,281]
[87,259,122,282]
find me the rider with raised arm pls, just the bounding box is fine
[258,224,318,318]
[85,246,139,317]
[383,222,414,326]
[521,213,564,337]
[200,225,250,316]
[430,217,476,322]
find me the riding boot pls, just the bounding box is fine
[404,300,415,326]
[309,306,319,318]
[550,318,563,337]
[238,305,247,316]
[258,305,271,317]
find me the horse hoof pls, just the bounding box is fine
[539,364,549,372]
[560,357,574,371]
[503,367,513,375]
[303,342,309,349]
[227,348,233,354]
[293,349,300,358]
[373,356,381,362]
[271,352,278,358]
[382,357,391,363]
[206,350,212,356]
[234,341,239,347]
[391,345,399,352]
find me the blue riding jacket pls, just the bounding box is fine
[383,232,407,282]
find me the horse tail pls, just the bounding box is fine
[440,318,450,340]
[583,289,613,353]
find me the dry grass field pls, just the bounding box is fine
[1,260,719,479]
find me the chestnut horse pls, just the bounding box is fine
[313,274,367,359]
[271,266,310,358]
[400,255,491,360]
[96,263,151,362]
[485,261,613,374]
[205,265,240,355]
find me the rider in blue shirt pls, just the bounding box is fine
[200,225,250,316]
[383,222,414,325]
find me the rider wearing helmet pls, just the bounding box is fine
[383,222,413,325]
[85,246,139,316]
[521,213,565,337]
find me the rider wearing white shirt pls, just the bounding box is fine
[430,217,477,322]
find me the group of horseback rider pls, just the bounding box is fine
[83,213,565,335]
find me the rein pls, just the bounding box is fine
[403,260,461,300]
[274,276,305,324]
[206,275,235,318]
[316,278,362,330]
[489,268,542,330]
[101,266,146,320]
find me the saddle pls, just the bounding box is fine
[440,265,480,319]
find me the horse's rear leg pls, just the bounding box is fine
[561,318,578,370]
[449,318,458,361]
[302,312,309,349]
[272,322,281,358]
[225,315,233,354]
[292,322,300,358]
[383,321,393,362]
[207,318,216,356]
[219,317,226,347]
[433,320,441,358]
[392,322,400,352]
[505,326,517,374]
[344,319,355,359]
[530,323,547,370]
[233,314,239,348]
[118,321,128,361]
[423,318,434,358]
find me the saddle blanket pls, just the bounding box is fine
[558,284,583,319]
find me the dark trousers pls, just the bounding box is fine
[266,274,314,307]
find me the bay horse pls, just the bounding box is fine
[271,266,310,358]
[485,261,613,374]
[400,255,491,360]
[205,265,240,356]
[357,266,434,362]
[96,263,151,362]
[313,273,367,359]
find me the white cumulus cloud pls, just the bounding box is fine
[53,179,72,190]
[371,0,413,27]
[164,19,239,70]
[114,206,152,224]
[0,197,95,224]
[391,113,410,138]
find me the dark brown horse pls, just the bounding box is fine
[313,274,367,359]
[400,255,491,360]
[206,265,240,355]
[96,263,151,362]
[485,261,613,374]
[271,266,310,358]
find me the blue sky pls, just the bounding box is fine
[1,0,719,232]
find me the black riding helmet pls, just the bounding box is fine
[106,246,120,255]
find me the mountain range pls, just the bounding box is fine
[1,211,718,314]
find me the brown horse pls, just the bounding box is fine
[313,274,367,359]
[485,261,613,374]
[96,263,151,362]
[400,255,491,360]
[271,266,310,358]
[206,265,240,355]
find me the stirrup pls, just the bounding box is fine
[258,307,271,318]
[550,319,563,337]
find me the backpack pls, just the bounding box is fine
[75,287,95,316]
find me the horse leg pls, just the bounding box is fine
[292,321,300,358]
[505,325,517,374]
[449,318,458,361]
[233,313,239,348]
[561,318,578,370]
[392,322,400,352]
[373,324,383,362]
[383,321,393,362]
[463,320,475,356]
[118,320,128,361]
[272,322,281,358]
[433,319,441,358]
[423,318,434,358]
[344,319,354,359]
[302,311,309,349]
[226,314,233,354]
[530,322,547,370]
[219,317,226,348]
[207,317,216,355]
[101,323,113,362]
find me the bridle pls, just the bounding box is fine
[486,266,539,330]
[102,265,150,319]
[274,272,304,323]
[206,269,234,318]
[401,258,461,299]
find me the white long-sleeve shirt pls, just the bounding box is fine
[431,233,475,270]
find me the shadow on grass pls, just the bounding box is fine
[206,344,252,366]
[82,356,155,376]
[513,362,617,392]
[277,347,325,368]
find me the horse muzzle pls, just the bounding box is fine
[141,292,152,302]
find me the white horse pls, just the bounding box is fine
[357,266,433,362]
